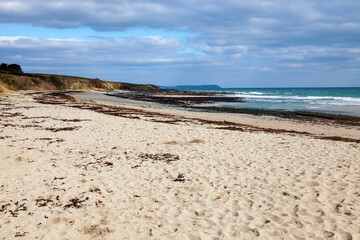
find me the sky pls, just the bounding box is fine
[0,0,359,87]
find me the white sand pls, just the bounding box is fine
[0,92,359,239]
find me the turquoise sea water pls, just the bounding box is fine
[191,87,360,117]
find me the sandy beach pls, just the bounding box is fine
[0,90,359,239]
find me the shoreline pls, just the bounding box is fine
[1,90,359,239]
[103,89,360,124]
[66,90,360,140]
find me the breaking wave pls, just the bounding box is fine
[230,93,360,105]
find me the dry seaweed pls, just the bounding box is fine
[173,173,186,182]
[138,153,179,164]
[45,126,80,132]
[64,197,89,209]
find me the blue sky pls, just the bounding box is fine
[0,0,359,87]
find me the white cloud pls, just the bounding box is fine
[194,44,248,55]
[288,63,304,68]
[260,67,272,71]
[1,1,30,13]
[0,35,208,72]
[348,48,360,53]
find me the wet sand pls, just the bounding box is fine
[0,91,359,239]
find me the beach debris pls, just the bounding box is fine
[35,198,53,207]
[35,138,65,144]
[95,200,105,207]
[55,118,90,122]
[132,153,179,168]
[64,197,89,209]
[54,177,65,180]
[35,137,52,141]
[103,161,113,167]
[15,232,28,237]
[75,160,114,170]
[150,119,180,124]
[2,202,28,217]
[0,112,24,118]
[45,126,81,132]
[173,173,185,182]
[35,195,62,208]
[131,164,141,169]
[216,126,246,131]
[188,139,205,144]
[0,203,11,213]
[89,188,102,194]
[0,135,11,139]
[164,140,180,145]
[138,153,179,164]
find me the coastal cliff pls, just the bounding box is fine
[0,63,158,92]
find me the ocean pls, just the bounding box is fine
[189,87,360,117]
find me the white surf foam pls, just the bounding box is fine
[229,94,360,105]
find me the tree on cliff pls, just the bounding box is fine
[0,63,24,74]
[0,63,8,71]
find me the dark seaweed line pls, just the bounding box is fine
[31,91,360,144]
[187,106,360,127]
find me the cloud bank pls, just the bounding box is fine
[1,0,359,86]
